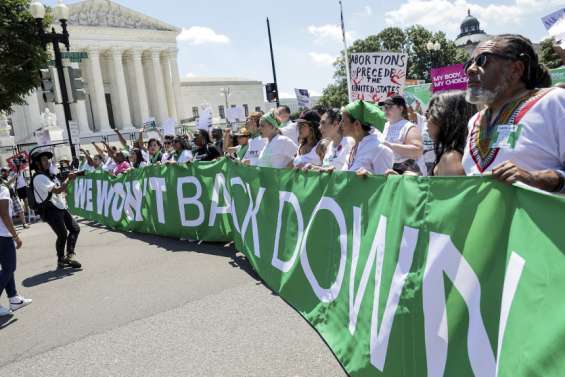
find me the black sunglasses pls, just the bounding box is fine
[464,52,516,72]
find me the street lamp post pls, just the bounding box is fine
[426,40,441,69]
[30,0,78,165]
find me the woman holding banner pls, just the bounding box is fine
[293,111,322,168]
[380,95,426,175]
[318,109,355,171]
[257,111,298,169]
[341,100,393,175]
[242,112,267,166]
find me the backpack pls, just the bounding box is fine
[27,172,52,213]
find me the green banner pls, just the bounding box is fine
[68,159,565,377]
[550,66,565,84]
[404,83,432,107]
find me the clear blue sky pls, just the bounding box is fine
[52,0,563,97]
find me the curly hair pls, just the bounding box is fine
[427,91,477,170]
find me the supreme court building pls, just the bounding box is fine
[9,0,185,144]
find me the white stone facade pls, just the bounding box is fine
[8,0,184,144]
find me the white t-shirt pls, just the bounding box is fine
[174,149,193,164]
[33,174,67,210]
[414,113,436,166]
[348,133,394,175]
[0,185,13,237]
[244,135,268,166]
[384,118,427,175]
[161,151,174,163]
[462,88,565,175]
[280,121,299,144]
[16,171,26,189]
[293,143,322,167]
[323,136,356,171]
[102,156,116,173]
[258,134,298,169]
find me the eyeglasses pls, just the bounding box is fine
[464,52,516,72]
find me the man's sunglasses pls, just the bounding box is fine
[464,52,516,72]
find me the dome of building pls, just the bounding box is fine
[457,9,485,38]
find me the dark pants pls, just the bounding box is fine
[43,204,80,261]
[0,236,17,299]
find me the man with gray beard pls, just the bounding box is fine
[461,34,565,193]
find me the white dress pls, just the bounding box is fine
[462,88,565,175]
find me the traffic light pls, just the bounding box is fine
[265,82,278,103]
[39,68,61,103]
[65,67,86,102]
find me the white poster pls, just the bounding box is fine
[197,104,213,131]
[162,118,176,136]
[143,117,157,129]
[294,89,312,109]
[226,106,245,123]
[349,52,408,103]
[35,129,51,146]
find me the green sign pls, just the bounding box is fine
[404,83,432,107]
[68,159,565,377]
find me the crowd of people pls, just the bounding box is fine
[1,33,564,317]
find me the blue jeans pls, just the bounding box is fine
[0,236,17,299]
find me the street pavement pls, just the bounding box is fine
[0,220,346,377]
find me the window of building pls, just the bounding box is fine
[219,105,225,119]
[243,104,249,117]
[255,106,262,112]
[192,106,199,118]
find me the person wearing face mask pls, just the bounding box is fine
[380,95,426,175]
[30,150,81,269]
[277,105,299,144]
[257,111,298,169]
[242,112,267,166]
[462,34,565,193]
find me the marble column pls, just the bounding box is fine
[168,49,185,121]
[130,48,150,126]
[150,48,168,124]
[110,47,132,129]
[161,52,177,120]
[86,47,110,131]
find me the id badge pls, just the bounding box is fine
[490,124,523,149]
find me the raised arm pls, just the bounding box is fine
[92,142,104,156]
[114,128,128,149]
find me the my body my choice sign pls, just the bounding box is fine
[68,160,565,377]
[350,52,408,103]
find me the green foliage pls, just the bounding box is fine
[539,37,563,69]
[319,26,470,108]
[0,0,49,113]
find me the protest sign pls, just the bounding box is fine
[542,8,565,30]
[349,52,408,103]
[226,106,246,123]
[35,128,51,146]
[162,118,176,136]
[431,64,468,93]
[143,117,157,129]
[294,89,312,108]
[6,151,29,172]
[69,160,565,377]
[197,105,213,131]
[550,67,565,84]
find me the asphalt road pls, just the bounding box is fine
[0,220,346,377]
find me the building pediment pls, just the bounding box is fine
[68,0,179,32]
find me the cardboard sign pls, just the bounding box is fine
[197,104,213,131]
[431,64,469,93]
[349,52,408,103]
[226,106,246,123]
[295,89,312,108]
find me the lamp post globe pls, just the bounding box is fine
[433,41,441,51]
[30,1,45,19]
[54,0,70,21]
[426,41,434,51]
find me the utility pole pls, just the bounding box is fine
[266,18,280,108]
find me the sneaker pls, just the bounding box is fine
[9,296,32,312]
[64,254,82,269]
[0,305,12,317]
[22,224,30,229]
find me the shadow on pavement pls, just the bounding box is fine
[77,219,261,282]
[22,268,83,288]
[0,315,17,330]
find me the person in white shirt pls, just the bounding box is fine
[257,111,298,169]
[277,106,299,144]
[341,100,394,175]
[242,112,268,166]
[30,150,82,269]
[0,184,32,316]
[167,136,193,164]
[379,95,425,175]
[462,34,564,193]
[317,109,356,172]
[293,111,322,168]
[92,142,117,173]
[408,104,436,175]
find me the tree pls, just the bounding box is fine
[318,26,469,108]
[0,0,49,113]
[539,37,563,69]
